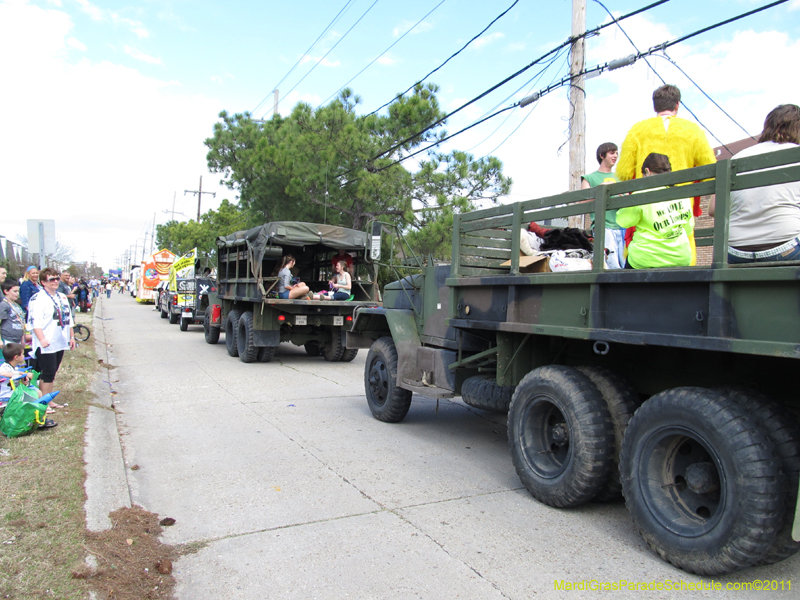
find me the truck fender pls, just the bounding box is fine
[348,308,421,386]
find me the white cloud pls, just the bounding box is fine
[124,45,162,65]
[506,41,526,52]
[130,26,149,39]
[473,32,505,49]
[0,2,223,270]
[299,54,340,68]
[392,20,433,38]
[74,0,102,21]
[45,0,62,6]
[377,56,395,66]
[66,35,86,51]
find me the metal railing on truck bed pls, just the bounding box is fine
[447,146,800,360]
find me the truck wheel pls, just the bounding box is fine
[340,348,358,362]
[204,312,220,344]
[304,341,320,357]
[225,309,241,357]
[169,310,179,325]
[237,311,259,363]
[576,366,640,502]
[258,346,276,363]
[365,337,412,423]
[620,387,784,575]
[160,306,168,319]
[179,317,189,331]
[322,329,344,362]
[461,376,514,413]
[719,386,800,566]
[508,365,613,508]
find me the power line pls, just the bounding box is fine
[353,0,788,181]
[370,0,671,164]
[278,0,381,114]
[318,0,448,108]
[252,0,354,115]
[366,0,520,117]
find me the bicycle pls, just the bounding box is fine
[73,324,91,342]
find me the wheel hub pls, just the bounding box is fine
[685,462,719,495]
[551,423,569,445]
[368,360,388,406]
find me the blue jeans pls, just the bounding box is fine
[728,240,800,264]
[278,290,290,299]
[604,228,627,269]
[332,290,350,300]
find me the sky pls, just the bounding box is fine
[2,0,800,272]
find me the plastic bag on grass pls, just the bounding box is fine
[0,382,45,438]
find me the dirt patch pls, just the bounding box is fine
[80,506,196,600]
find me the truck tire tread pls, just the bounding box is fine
[620,387,784,575]
[225,309,241,357]
[461,376,514,413]
[365,337,412,423]
[508,365,614,508]
[237,311,259,363]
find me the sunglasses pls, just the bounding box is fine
[46,277,60,282]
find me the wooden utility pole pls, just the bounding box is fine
[568,0,586,227]
[184,176,216,222]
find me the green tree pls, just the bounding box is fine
[155,199,255,266]
[205,84,511,257]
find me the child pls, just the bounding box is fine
[1,342,60,418]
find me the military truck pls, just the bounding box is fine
[346,147,800,575]
[206,222,380,362]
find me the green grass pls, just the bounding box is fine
[0,311,98,600]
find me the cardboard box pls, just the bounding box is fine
[500,254,552,273]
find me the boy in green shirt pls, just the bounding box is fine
[582,142,625,268]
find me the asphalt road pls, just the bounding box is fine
[86,293,800,599]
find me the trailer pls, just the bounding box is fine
[346,146,800,575]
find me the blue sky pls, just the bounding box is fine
[2,0,799,270]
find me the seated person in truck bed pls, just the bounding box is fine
[616,153,694,269]
[278,255,310,299]
[330,260,352,300]
[711,104,800,264]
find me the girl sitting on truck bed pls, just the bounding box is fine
[278,255,311,299]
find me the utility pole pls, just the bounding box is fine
[184,176,216,222]
[150,212,156,255]
[568,0,586,227]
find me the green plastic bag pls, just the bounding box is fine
[0,382,46,438]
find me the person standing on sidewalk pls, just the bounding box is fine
[105,281,112,298]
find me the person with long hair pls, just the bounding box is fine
[616,153,694,269]
[714,104,800,264]
[27,267,75,401]
[277,255,310,299]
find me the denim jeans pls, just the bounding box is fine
[603,228,627,269]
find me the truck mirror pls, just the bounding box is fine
[370,221,382,261]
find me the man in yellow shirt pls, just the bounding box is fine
[616,85,716,264]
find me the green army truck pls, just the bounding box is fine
[346,147,800,575]
[207,222,380,362]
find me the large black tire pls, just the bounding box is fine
[160,305,168,319]
[322,328,344,362]
[340,348,358,362]
[304,341,320,357]
[225,309,241,357]
[237,311,259,363]
[507,365,614,508]
[365,337,412,423]
[460,375,514,413]
[257,346,276,362]
[620,387,785,575]
[169,310,179,325]
[204,312,220,345]
[720,386,800,566]
[576,366,640,502]
[179,317,189,331]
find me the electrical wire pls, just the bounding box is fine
[654,52,756,141]
[353,0,788,180]
[366,0,520,117]
[370,0,671,163]
[590,0,730,150]
[277,0,381,114]
[252,0,354,115]
[318,0,448,108]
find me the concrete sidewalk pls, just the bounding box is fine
[84,293,800,599]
